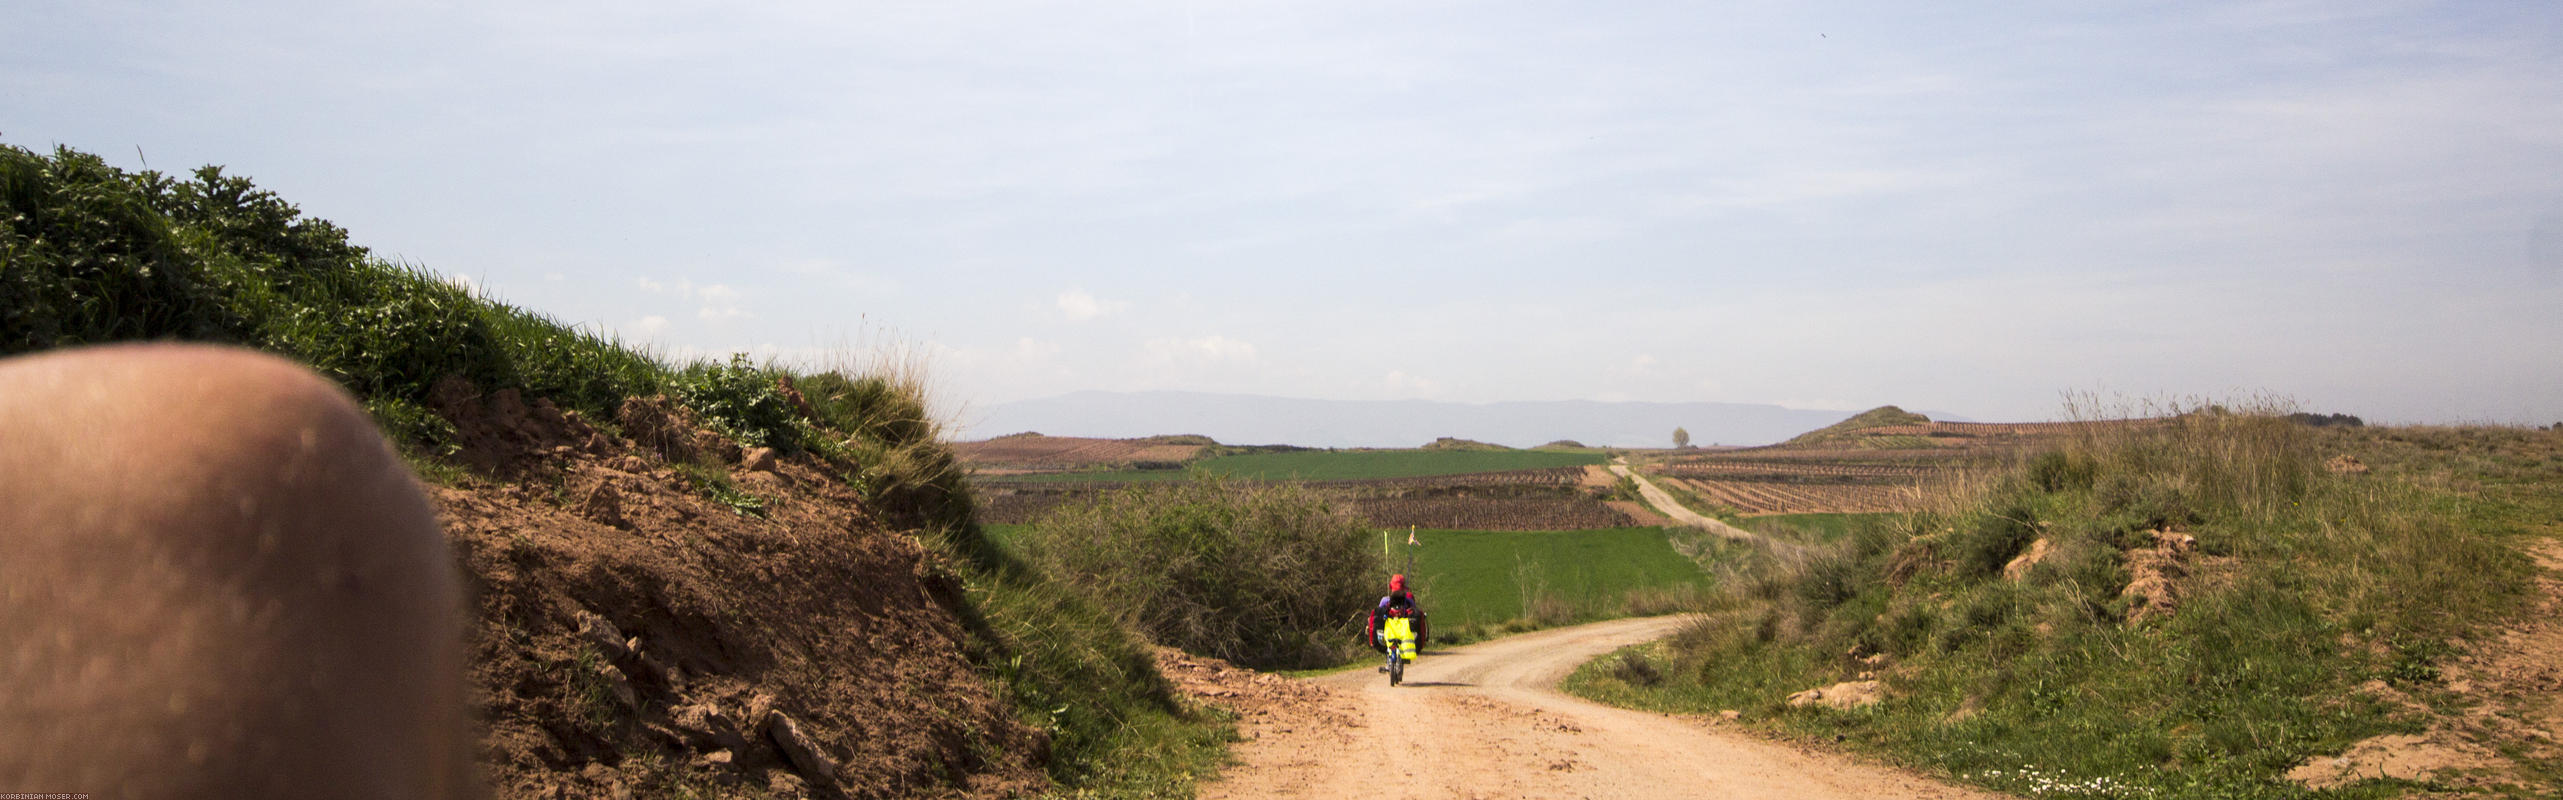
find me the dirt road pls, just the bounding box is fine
[1608,459,1785,550]
[1195,616,1998,800]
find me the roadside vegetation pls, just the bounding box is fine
[1568,406,2561,798]
[1739,512,1894,546]
[1010,477,1380,670]
[1,141,1230,798]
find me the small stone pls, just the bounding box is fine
[574,612,629,659]
[1718,709,1742,721]
[580,480,630,530]
[2002,538,2056,582]
[742,447,778,472]
[671,702,750,752]
[597,664,638,710]
[1786,680,1885,710]
[766,710,839,782]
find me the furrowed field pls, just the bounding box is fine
[993,448,1607,483]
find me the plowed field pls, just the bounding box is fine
[951,434,1204,471]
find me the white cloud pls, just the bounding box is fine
[1056,289,1127,322]
[695,284,745,321]
[1383,370,1440,397]
[638,276,748,322]
[780,258,898,295]
[630,315,670,338]
[1144,335,1258,364]
[1014,337,1061,359]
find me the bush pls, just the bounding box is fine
[670,354,801,451]
[1019,476,1380,669]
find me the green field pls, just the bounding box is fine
[990,522,1718,642]
[994,448,1607,483]
[1741,512,1897,544]
[1383,527,1712,634]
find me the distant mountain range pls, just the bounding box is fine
[959,391,1972,449]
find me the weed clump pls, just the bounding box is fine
[1019,476,1380,669]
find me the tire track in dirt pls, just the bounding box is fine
[1193,616,1999,800]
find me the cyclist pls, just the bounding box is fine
[1364,574,1430,652]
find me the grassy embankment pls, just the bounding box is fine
[1568,409,2561,798]
[994,448,1606,483]
[0,142,1229,798]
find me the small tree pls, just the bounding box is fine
[1673,427,1692,448]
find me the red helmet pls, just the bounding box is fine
[1389,574,1407,592]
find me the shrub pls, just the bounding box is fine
[797,370,934,449]
[1019,476,1380,669]
[2024,450,2096,492]
[670,354,800,451]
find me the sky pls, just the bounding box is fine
[9,0,2561,431]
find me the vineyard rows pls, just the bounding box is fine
[1663,477,1920,515]
[977,474,1631,530]
[1308,466,1586,490]
[954,435,1203,468]
[1352,493,1635,531]
[1656,460,1933,482]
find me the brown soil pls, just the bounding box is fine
[1607,499,1674,527]
[1180,617,1995,800]
[979,468,1646,531]
[424,380,1044,799]
[2288,538,2563,791]
[951,434,1203,470]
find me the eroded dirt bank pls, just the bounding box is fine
[1175,616,1998,800]
[426,381,1044,799]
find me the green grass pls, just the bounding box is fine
[1385,527,1717,638]
[1007,520,1726,652]
[1742,512,1896,544]
[994,448,1607,483]
[1566,412,2559,799]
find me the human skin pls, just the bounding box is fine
[0,344,475,799]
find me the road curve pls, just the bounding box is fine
[1198,616,2000,800]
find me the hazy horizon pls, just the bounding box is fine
[11,1,2559,426]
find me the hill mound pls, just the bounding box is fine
[1420,436,1511,452]
[1784,406,1931,445]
